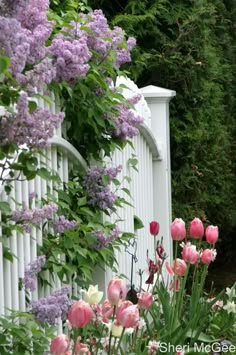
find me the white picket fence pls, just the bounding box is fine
[0,78,175,322]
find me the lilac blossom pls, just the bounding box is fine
[16,0,53,63]
[31,286,70,325]
[111,94,143,140]
[49,35,91,81]
[0,17,32,78]
[93,227,120,250]
[83,165,122,210]
[0,92,64,148]
[53,215,77,234]
[23,255,46,291]
[12,202,58,230]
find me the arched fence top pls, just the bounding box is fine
[48,136,87,171]
[138,123,162,161]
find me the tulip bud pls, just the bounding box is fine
[189,217,204,239]
[205,225,219,244]
[181,243,199,264]
[138,292,153,309]
[200,249,215,264]
[116,305,139,328]
[172,258,187,276]
[50,334,70,355]
[83,285,103,305]
[116,300,133,321]
[150,221,160,236]
[68,300,93,328]
[171,218,186,241]
[107,277,127,305]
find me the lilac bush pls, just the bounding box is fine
[93,227,120,250]
[31,286,70,325]
[53,215,77,234]
[111,94,144,140]
[23,255,46,291]
[1,92,64,148]
[83,165,122,210]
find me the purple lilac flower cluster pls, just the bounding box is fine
[1,92,64,148]
[93,227,120,250]
[53,215,77,234]
[0,0,54,82]
[0,2,137,147]
[83,165,122,210]
[79,10,136,68]
[49,36,91,82]
[12,202,58,232]
[111,94,144,140]
[31,286,70,325]
[23,255,46,291]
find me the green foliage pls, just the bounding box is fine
[39,175,133,288]
[0,312,55,355]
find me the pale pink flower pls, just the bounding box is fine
[200,249,216,264]
[189,217,204,239]
[107,277,127,305]
[138,292,153,310]
[116,304,139,328]
[205,225,219,244]
[68,300,93,328]
[181,242,199,264]
[50,334,70,355]
[171,218,186,241]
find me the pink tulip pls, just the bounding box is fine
[116,300,133,320]
[50,334,70,355]
[169,279,180,292]
[166,261,174,275]
[205,225,219,244]
[200,249,215,264]
[138,292,153,310]
[68,300,92,328]
[181,243,199,264]
[150,221,160,236]
[189,217,204,239]
[172,258,187,276]
[166,259,187,276]
[116,304,139,328]
[171,218,186,241]
[107,277,127,305]
[102,299,113,322]
[75,337,91,355]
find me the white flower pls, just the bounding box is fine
[125,327,134,335]
[223,301,236,314]
[226,287,236,299]
[111,322,123,337]
[83,285,103,305]
[137,317,146,330]
[147,340,160,354]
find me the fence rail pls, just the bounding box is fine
[0,78,175,330]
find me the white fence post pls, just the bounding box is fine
[140,85,176,261]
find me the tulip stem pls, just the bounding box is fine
[108,306,116,355]
[116,327,125,354]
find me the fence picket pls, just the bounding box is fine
[0,81,174,336]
